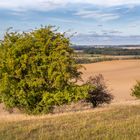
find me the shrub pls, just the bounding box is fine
[132,81,140,99]
[0,26,88,114]
[85,74,113,107]
[0,27,113,114]
[34,85,90,114]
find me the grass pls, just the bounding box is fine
[0,105,140,140]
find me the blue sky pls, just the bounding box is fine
[0,0,140,45]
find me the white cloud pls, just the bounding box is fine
[77,0,140,7]
[0,0,66,11]
[75,10,120,21]
[0,0,140,11]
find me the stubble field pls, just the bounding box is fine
[82,59,140,101]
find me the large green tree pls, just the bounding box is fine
[0,26,88,114]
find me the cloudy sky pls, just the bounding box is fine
[0,0,140,45]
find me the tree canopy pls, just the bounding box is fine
[0,26,113,114]
[0,26,88,114]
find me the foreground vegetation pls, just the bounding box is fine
[0,105,140,140]
[0,26,88,114]
[0,26,113,114]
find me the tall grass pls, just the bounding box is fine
[0,105,140,140]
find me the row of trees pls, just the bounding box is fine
[82,47,140,56]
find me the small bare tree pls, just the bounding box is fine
[86,74,113,107]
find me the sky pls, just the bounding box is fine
[0,0,140,45]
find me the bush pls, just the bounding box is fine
[34,85,90,114]
[0,26,89,114]
[132,81,140,99]
[85,74,113,107]
[0,27,113,114]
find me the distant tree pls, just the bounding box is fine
[132,82,140,99]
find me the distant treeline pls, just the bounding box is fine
[72,45,140,50]
[72,45,140,56]
[84,48,140,55]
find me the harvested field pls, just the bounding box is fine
[81,60,140,101]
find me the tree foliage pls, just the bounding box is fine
[0,26,113,114]
[132,81,140,99]
[0,26,89,114]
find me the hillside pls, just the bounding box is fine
[0,103,140,140]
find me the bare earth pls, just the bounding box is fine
[82,60,140,101]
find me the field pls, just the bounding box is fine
[81,60,140,101]
[0,60,140,139]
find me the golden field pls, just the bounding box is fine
[82,60,140,101]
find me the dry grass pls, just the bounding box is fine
[0,104,140,140]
